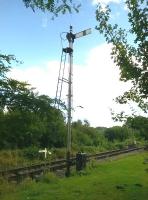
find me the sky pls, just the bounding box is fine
[0,0,140,127]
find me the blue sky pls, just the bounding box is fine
[1,0,97,65]
[0,0,128,66]
[1,0,137,127]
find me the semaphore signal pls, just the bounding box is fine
[55,26,91,176]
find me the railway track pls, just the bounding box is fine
[0,146,144,181]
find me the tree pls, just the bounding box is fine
[0,54,36,112]
[22,0,81,17]
[83,119,90,127]
[0,107,66,149]
[0,54,66,149]
[0,91,66,149]
[0,0,80,150]
[104,126,130,142]
[125,116,148,140]
[72,120,104,147]
[96,0,148,120]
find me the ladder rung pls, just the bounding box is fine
[59,78,68,83]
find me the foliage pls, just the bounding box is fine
[125,116,148,140]
[0,54,147,155]
[22,146,40,159]
[40,172,59,184]
[0,54,66,149]
[1,152,148,200]
[0,54,21,76]
[0,177,16,196]
[87,159,98,169]
[1,0,148,160]
[72,120,106,147]
[22,0,81,17]
[19,177,36,190]
[0,0,82,149]
[95,0,148,120]
[104,126,132,142]
[0,109,66,149]
[0,53,34,113]
[0,149,26,170]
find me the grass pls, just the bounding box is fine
[0,151,148,200]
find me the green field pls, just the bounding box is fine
[1,151,148,200]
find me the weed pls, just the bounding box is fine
[134,183,143,187]
[87,159,98,169]
[39,172,59,184]
[0,177,16,195]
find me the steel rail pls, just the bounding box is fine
[0,147,144,181]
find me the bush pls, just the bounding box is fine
[51,148,66,159]
[104,126,130,142]
[0,149,27,170]
[0,177,16,195]
[22,146,40,160]
[40,172,59,184]
[114,142,126,150]
[19,177,36,190]
[88,159,98,169]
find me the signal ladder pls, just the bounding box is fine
[54,48,69,110]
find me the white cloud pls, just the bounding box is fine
[92,0,121,6]
[9,43,131,127]
[123,4,129,11]
[9,61,59,97]
[110,11,120,19]
[91,0,121,14]
[73,43,131,127]
[41,15,48,28]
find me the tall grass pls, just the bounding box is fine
[0,151,148,200]
[0,139,146,170]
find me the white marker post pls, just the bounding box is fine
[39,148,51,159]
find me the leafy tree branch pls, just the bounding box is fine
[95,0,148,119]
[22,0,81,17]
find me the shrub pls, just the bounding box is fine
[19,177,36,190]
[40,172,59,184]
[22,146,40,160]
[0,177,16,195]
[88,159,98,169]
